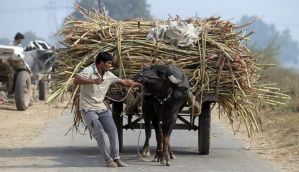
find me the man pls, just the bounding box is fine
[74,52,141,168]
[10,32,25,47]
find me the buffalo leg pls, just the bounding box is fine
[142,113,151,157]
[168,144,175,159]
[162,115,177,166]
[152,120,163,162]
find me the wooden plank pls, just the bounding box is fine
[0,55,10,63]
[0,48,14,54]
[123,123,198,130]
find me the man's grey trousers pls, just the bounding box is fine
[81,109,120,161]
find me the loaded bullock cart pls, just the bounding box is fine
[0,45,32,110]
[47,6,289,155]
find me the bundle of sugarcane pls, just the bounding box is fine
[48,5,290,137]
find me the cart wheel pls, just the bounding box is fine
[38,79,46,100]
[15,71,32,111]
[112,102,123,152]
[198,101,211,155]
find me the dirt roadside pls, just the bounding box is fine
[219,110,299,172]
[0,101,65,148]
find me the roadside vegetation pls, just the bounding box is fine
[245,44,299,171]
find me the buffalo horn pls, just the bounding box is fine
[168,75,181,84]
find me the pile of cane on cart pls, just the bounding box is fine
[47,5,290,137]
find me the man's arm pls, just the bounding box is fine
[74,75,103,85]
[115,79,142,88]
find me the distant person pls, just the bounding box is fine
[10,32,25,47]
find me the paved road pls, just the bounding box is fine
[0,111,281,172]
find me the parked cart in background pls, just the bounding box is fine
[0,45,32,110]
[0,45,52,110]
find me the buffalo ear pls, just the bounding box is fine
[168,75,181,84]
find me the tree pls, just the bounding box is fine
[238,15,299,66]
[105,0,151,20]
[70,0,151,21]
[277,29,299,64]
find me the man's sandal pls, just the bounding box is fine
[114,159,128,167]
[106,160,118,168]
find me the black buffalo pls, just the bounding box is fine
[135,64,190,166]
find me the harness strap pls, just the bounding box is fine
[154,88,173,105]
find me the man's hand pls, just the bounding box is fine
[93,77,104,84]
[134,82,143,87]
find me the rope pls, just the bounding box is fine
[136,96,152,162]
[107,86,152,162]
[105,83,139,102]
[105,82,152,162]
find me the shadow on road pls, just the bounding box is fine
[0,145,207,168]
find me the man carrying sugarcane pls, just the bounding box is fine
[74,52,142,168]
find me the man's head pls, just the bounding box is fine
[14,32,25,45]
[95,52,113,73]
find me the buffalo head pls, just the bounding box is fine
[36,49,56,72]
[23,49,56,75]
[134,65,189,97]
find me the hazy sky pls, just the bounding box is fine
[0,0,298,43]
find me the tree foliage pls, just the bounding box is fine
[104,0,151,20]
[70,0,151,21]
[238,16,299,66]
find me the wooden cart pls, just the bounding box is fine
[0,45,32,110]
[0,45,50,110]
